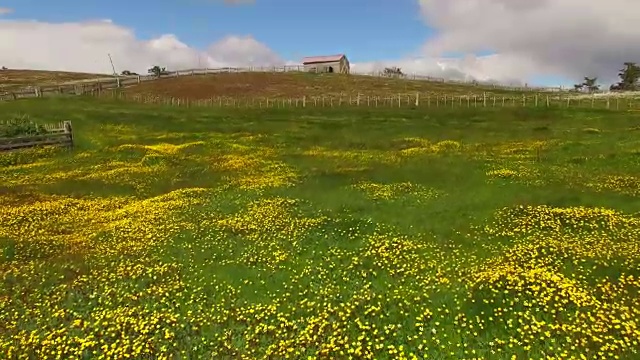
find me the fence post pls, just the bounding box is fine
[356,94,360,106]
[64,121,74,148]
[415,92,419,106]
[483,92,487,107]
[398,94,401,108]
[303,96,306,107]
[606,96,610,109]
[137,75,141,84]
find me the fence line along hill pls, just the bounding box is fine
[0,69,115,92]
[100,90,639,111]
[0,66,567,102]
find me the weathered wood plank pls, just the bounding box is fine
[0,138,72,151]
[0,133,70,143]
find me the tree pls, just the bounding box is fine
[583,77,600,92]
[610,83,623,91]
[574,77,600,93]
[147,65,167,77]
[382,67,404,78]
[614,62,640,91]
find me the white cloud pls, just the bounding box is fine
[0,7,12,15]
[3,2,638,87]
[412,0,640,85]
[0,19,284,74]
[207,35,283,67]
[351,53,543,86]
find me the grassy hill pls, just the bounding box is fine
[0,97,639,358]
[0,69,112,92]
[123,72,538,100]
[1,69,565,101]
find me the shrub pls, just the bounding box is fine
[0,115,49,138]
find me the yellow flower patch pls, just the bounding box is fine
[213,197,328,268]
[398,138,462,156]
[352,181,442,201]
[117,141,205,155]
[215,154,299,190]
[0,187,215,259]
[466,204,640,357]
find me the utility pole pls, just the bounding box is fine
[108,53,121,88]
[108,53,117,76]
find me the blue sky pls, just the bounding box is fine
[1,0,580,87]
[4,0,432,63]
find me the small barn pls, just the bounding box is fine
[302,54,350,74]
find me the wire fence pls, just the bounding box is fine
[91,90,638,111]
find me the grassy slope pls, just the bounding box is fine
[1,98,640,359]
[0,69,111,92]
[124,72,533,100]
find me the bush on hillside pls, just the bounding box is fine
[0,115,49,138]
[382,67,404,78]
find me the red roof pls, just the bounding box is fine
[302,54,345,64]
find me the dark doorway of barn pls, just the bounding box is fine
[328,66,334,73]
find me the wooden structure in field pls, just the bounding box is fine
[302,54,350,74]
[0,121,73,151]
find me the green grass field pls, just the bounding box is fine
[1,97,640,359]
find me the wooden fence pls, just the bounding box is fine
[0,66,565,102]
[93,91,639,111]
[0,121,73,152]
